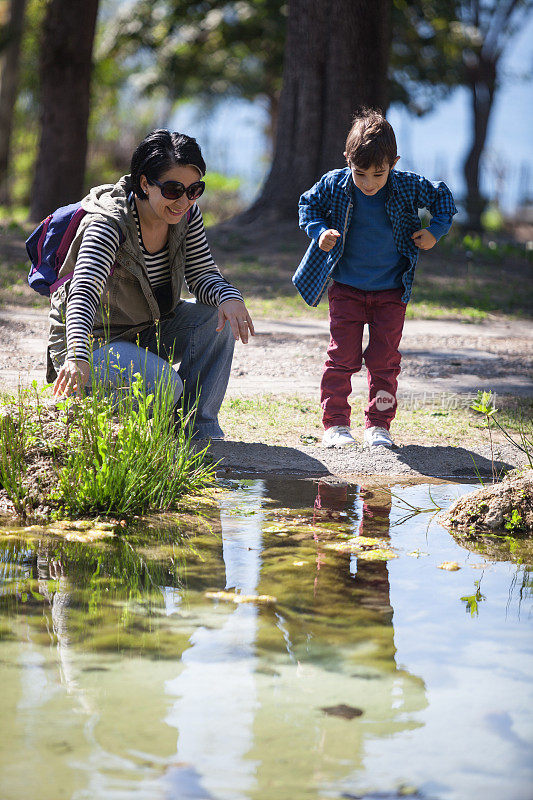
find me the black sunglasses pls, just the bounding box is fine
[149,178,205,201]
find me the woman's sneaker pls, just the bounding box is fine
[322,425,357,448]
[364,426,394,448]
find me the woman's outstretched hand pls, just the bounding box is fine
[217,299,255,344]
[53,358,91,397]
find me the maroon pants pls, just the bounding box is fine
[321,282,406,430]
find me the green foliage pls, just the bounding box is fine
[471,390,533,471]
[454,233,533,262]
[5,0,44,205]
[391,0,533,115]
[0,392,29,515]
[97,0,479,125]
[9,0,531,209]
[100,0,287,117]
[481,205,505,233]
[471,390,497,418]
[0,371,215,519]
[391,0,467,113]
[86,15,171,191]
[470,390,498,482]
[204,173,241,192]
[56,369,215,516]
[201,171,243,225]
[504,509,524,532]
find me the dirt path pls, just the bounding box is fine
[229,315,533,399]
[1,304,531,478]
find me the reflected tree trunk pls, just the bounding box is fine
[0,0,27,205]
[29,0,99,221]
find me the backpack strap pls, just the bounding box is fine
[49,218,125,295]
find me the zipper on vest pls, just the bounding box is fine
[311,201,353,307]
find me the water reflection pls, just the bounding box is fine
[0,479,531,800]
[240,480,428,800]
[165,490,262,799]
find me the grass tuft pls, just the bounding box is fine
[0,370,216,519]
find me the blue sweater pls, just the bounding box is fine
[331,183,452,291]
[333,184,403,290]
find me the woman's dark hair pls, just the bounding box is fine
[130,129,206,199]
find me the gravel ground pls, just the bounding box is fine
[206,438,525,479]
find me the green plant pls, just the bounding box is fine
[56,367,215,517]
[471,390,498,482]
[471,390,533,476]
[0,392,29,515]
[0,363,216,518]
[504,509,523,532]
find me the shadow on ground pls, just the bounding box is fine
[208,441,330,476]
[392,445,514,478]
[208,439,517,479]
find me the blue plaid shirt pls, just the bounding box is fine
[293,168,458,306]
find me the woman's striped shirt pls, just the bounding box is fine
[65,199,242,361]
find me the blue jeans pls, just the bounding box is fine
[91,300,234,438]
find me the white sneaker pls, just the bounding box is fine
[322,425,357,448]
[364,426,394,448]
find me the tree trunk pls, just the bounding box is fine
[29,0,99,222]
[463,56,497,231]
[242,0,391,223]
[0,0,27,205]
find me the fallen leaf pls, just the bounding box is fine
[321,704,363,720]
[205,591,277,605]
[263,524,292,533]
[71,520,93,531]
[323,538,397,560]
[300,434,319,444]
[358,549,398,561]
[64,529,115,542]
[93,521,115,531]
[438,561,460,571]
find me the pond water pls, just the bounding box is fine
[0,479,532,800]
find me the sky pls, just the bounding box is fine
[171,11,533,213]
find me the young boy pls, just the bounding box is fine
[293,108,457,449]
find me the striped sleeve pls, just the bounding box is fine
[184,204,243,306]
[66,219,120,362]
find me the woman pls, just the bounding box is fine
[49,129,254,439]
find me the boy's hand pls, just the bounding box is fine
[319,229,341,252]
[411,229,437,250]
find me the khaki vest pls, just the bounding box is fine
[48,176,188,375]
